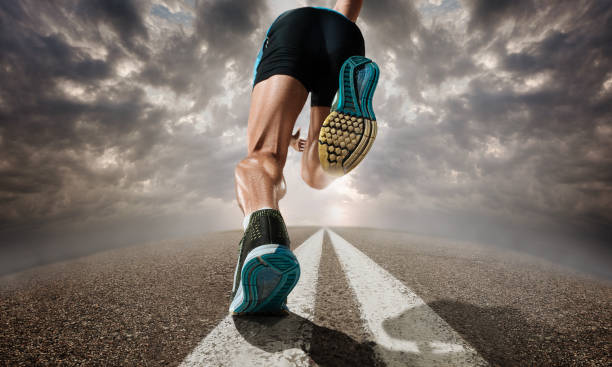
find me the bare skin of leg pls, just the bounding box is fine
[300,106,336,190]
[333,0,363,22]
[235,1,364,217]
[235,75,308,216]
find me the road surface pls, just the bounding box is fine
[0,227,610,366]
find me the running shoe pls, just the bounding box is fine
[318,55,380,176]
[229,209,300,315]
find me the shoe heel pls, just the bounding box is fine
[336,56,379,120]
[231,246,300,314]
[251,249,300,313]
[360,61,379,121]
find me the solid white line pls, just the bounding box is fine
[179,229,324,367]
[327,229,488,367]
[287,229,325,319]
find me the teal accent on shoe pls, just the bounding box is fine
[229,245,300,314]
[335,56,379,120]
[318,56,380,176]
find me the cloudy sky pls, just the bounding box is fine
[1,0,611,275]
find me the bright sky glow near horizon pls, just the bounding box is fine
[0,0,611,276]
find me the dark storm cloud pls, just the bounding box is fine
[0,3,109,92]
[361,0,477,101]
[77,0,149,42]
[139,0,267,107]
[466,0,535,33]
[0,0,261,235]
[0,0,610,274]
[362,0,420,36]
[351,0,612,245]
[75,0,151,59]
[195,0,264,45]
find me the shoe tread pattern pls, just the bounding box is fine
[319,56,379,176]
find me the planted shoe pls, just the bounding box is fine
[229,209,300,315]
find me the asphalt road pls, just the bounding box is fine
[0,227,610,366]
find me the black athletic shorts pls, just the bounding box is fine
[252,7,365,107]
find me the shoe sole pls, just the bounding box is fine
[229,245,300,315]
[319,56,379,176]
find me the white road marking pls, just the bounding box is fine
[179,229,324,367]
[327,229,488,366]
[287,229,325,319]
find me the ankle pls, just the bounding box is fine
[242,208,290,248]
[243,207,274,230]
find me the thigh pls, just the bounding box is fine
[311,10,365,107]
[247,74,309,166]
[252,8,315,92]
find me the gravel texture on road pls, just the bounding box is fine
[1,226,609,366]
[309,231,382,366]
[333,227,611,367]
[0,227,318,366]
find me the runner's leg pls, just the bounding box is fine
[235,75,308,216]
[301,106,335,189]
